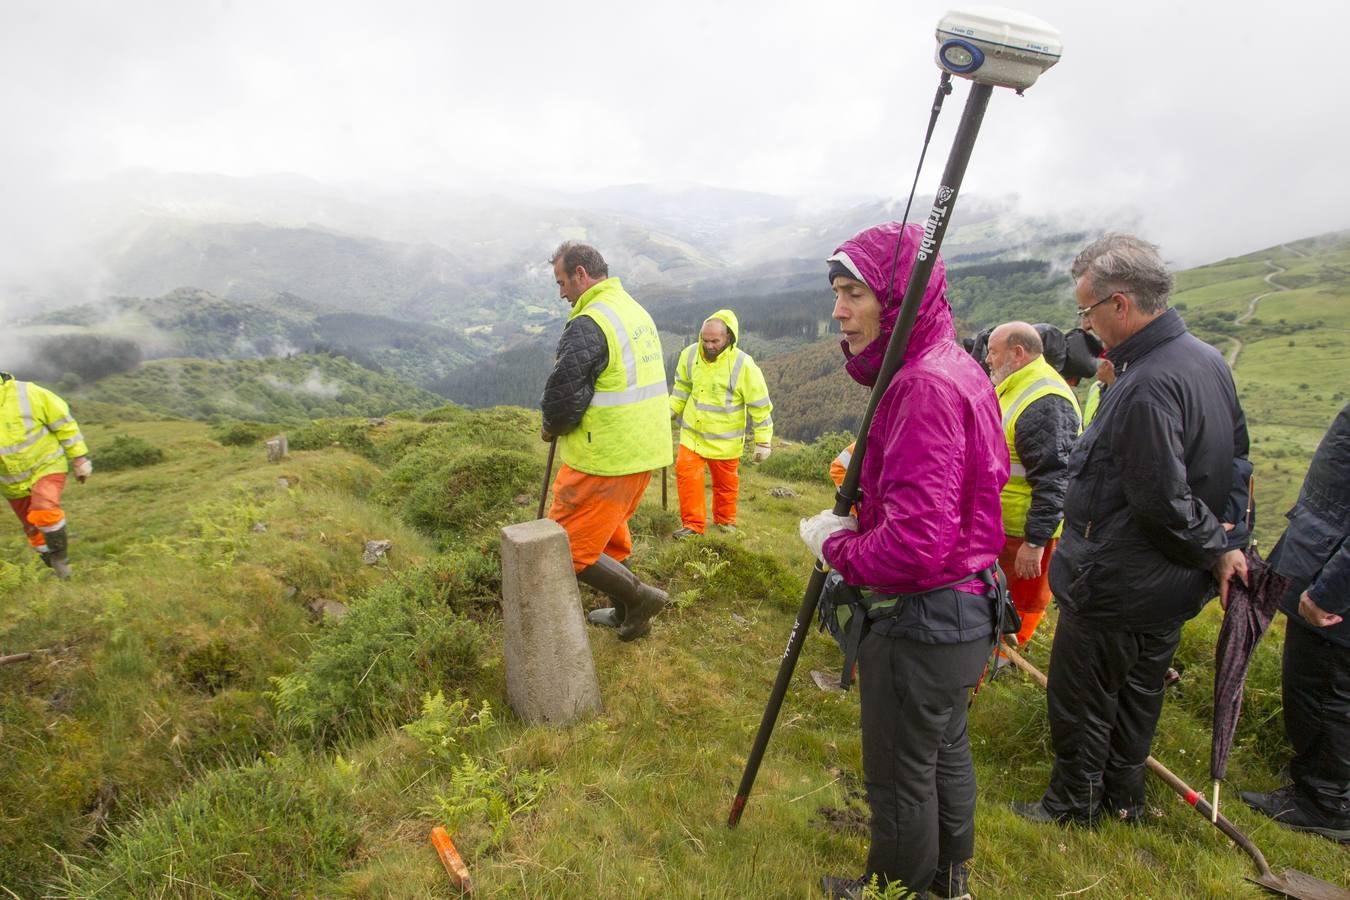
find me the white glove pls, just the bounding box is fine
[798,509,858,564]
[72,457,93,482]
[752,443,772,463]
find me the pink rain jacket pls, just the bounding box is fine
[823,222,1009,595]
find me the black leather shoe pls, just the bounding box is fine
[1012,799,1090,826]
[820,875,865,899]
[1241,786,1350,843]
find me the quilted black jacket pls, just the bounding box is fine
[540,316,608,436]
[1014,393,1078,545]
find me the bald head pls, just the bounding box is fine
[987,321,1043,385]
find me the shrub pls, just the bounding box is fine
[289,418,377,459]
[52,756,361,897]
[94,434,165,472]
[643,538,803,610]
[402,449,540,536]
[211,420,274,447]
[758,430,854,483]
[421,403,466,423]
[269,565,483,741]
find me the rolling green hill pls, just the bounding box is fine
[73,353,445,423]
[13,288,483,392]
[1170,230,1350,544]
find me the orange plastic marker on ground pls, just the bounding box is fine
[430,826,473,894]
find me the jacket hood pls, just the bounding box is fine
[705,308,738,344]
[829,221,955,386]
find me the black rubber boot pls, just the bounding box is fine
[576,555,666,642]
[44,525,71,580]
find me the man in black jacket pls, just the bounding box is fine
[985,321,1081,650]
[1241,402,1350,842]
[1014,233,1249,826]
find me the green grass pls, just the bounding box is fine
[5,234,1350,897]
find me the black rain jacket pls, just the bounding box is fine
[1268,400,1350,647]
[1050,309,1250,629]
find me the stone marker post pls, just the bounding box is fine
[266,433,288,463]
[499,519,603,724]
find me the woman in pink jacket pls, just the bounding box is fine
[802,222,1008,899]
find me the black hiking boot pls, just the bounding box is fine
[1240,785,1350,843]
[576,555,666,642]
[820,875,866,899]
[931,862,972,899]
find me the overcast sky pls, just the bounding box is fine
[3,0,1348,269]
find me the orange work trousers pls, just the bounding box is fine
[674,445,740,533]
[548,464,653,573]
[7,473,67,551]
[998,534,1058,647]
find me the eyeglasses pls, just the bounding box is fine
[1075,290,1127,320]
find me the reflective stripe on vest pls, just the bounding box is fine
[584,302,669,407]
[0,447,64,484]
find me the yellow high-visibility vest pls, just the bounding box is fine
[996,356,1081,539]
[1,376,88,499]
[669,309,773,461]
[558,279,673,476]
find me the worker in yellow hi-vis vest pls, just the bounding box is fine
[985,321,1081,649]
[668,309,773,539]
[540,242,673,642]
[2,371,92,579]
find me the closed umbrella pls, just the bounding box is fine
[1211,543,1289,821]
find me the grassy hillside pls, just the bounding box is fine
[3,403,1346,897]
[72,353,445,423]
[3,233,1348,898]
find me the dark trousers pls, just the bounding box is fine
[1041,608,1181,822]
[1283,619,1350,823]
[859,630,989,896]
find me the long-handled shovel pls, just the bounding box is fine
[1000,641,1349,900]
[537,438,558,520]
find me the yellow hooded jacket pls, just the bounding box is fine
[1,375,89,499]
[670,309,773,461]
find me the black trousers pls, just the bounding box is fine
[1041,607,1181,822]
[859,629,990,896]
[1283,619,1350,823]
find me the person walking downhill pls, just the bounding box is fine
[1,370,92,579]
[540,242,672,641]
[669,308,773,539]
[984,321,1081,651]
[804,222,1007,900]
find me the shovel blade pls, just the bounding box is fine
[1249,869,1350,900]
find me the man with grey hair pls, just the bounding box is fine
[1014,233,1251,827]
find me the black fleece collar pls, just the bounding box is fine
[1106,308,1186,374]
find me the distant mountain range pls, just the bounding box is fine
[11,171,1344,452]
